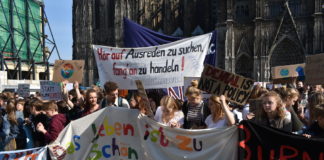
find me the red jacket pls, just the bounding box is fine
[44,113,68,144]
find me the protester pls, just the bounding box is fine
[275,87,304,132]
[61,81,84,109]
[205,95,235,128]
[242,85,268,120]
[36,101,68,144]
[154,96,184,128]
[28,100,49,147]
[252,91,292,132]
[148,97,157,114]
[81,89,100,117]
[56,100,70,114]
[137,97,154,117]
[182,80,210,129]
[91,85,104,104]
[305,92,324,126]
[100,81,130,108]
[22,99,34,149]
[1,101,19,151]
[128,92,140,109]
[15,100,27,149]
[0,96,6,116]
[296,81,304,89]
[311,85,324,94]
[302,104,324,138]
[129,96,138,109]
[296,83,309,124]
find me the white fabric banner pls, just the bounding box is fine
[49,107,238,160]
[0,147,47,160]
[93,33,212,89]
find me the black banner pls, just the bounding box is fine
[238,121,324,160]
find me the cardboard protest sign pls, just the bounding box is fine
[49,107,238,160]
[135,80,154,117]
[93,33,212,89]
[198,65,255,105]
[271,63,305,79]
[40,81,62,101]
[272,77,297,84]
[17,84,30,97]
[305,53,324,85]
[52,60,84,83]
[135,80,148,99]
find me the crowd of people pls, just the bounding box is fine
[0,80,323,151]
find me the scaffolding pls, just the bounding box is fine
[0,0,60,80]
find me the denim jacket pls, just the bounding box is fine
[0,115,19,150]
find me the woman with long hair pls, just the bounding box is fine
[275,87,303,132]
[306,92,324,126]
[154,96,184,128]
[205,95,235,128]
[81,89,100,117]
[242,85,268,120]
[253,91,292,132]
[182,80,210,129]
[1,101,19,151]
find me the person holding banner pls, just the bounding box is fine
[302,104,324,138]
[154,96,184,128]
[28,100,49,147]
[36,101,68,144]
[253,91,292,132]
[100,81,130,108]
[182,80,210,129]
[204,95,235,128]
[242,85,269,120]
[305,92,324,126]
[275,88,304,132]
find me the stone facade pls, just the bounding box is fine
[73,0,324,86]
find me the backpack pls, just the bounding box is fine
[100,97,123,108]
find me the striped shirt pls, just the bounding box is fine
[186,102,203,128]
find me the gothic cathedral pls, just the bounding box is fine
[72,0,324,86]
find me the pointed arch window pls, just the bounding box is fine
[270,37,304,67]
[235,54,253,78]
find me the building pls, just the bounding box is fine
[73,0,324,85]
[0,0,56,81]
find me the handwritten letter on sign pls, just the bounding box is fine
[198,65,255,105]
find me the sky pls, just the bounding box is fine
[44,0,72,63]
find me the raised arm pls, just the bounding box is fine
[220,95,236,126]
[73,81,84,105]
[62,80,74,109]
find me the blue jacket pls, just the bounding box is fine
[0,115,19,150]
